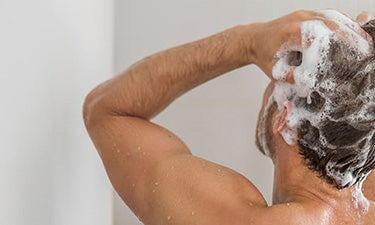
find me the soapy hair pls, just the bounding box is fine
[296,20,375,189]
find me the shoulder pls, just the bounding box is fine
[245,202,331,225]
[141,153,269,224]
[134,153,327,225]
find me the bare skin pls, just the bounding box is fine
[83,10,375,225]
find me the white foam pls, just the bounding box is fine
[272,43,302,80]
[326,161,356,187]
[257,10,375,188]
[318,9,372,56]
[352,182,370,214]
[272,54,293,81]
[270,20,334,145]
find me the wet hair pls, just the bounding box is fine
[296,20,375,189]
[255,101,277,157]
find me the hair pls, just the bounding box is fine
[255,101,277,157]
[296,20,375,189]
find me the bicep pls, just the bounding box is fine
[86,115,191,217]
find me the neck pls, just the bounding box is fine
[363,171,375,201]
[272,143,371,215]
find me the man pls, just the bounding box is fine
[83,10,375,224]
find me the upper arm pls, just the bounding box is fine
[85,113,191,216]
[85,112,267,224]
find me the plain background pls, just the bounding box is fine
[0,1,113,225]
[1,1,375,225]
[113,0,375,224]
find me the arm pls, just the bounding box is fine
[83,10,336,225]
[83,24,266,224]
[84,25,254,121]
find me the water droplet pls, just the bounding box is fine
[286,203,291,206]
[154,182,159,186]
[117,149,120,153]
[152,189,156,193]
[137,146,141,150]
[191,211,195,216]
[132,183,135,187]
[248,202,253,206]
[167,216,171,220]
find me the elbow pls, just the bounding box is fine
[83,78,144,128]
[82,91,93,128]
[82,80,131,130]
[82,85,107,129]
[82,89,96,129]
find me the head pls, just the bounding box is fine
[256,20,375,189]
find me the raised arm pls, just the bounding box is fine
[83,24,263,224]
[83,10,350,225]
[84,25,255,121]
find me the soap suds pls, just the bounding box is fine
[257,10,375,188]
[318,9,372,56]
[352,182,370,214]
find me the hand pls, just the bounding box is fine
[356,11,372,26]
[249,10,373,81]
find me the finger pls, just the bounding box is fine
[321,19,340,31]
[317,10,363,33]
[271,62,296,83]
[342,12,356,21]
[320,17,372,44]
[285,67,295,84]
[356,12,372,26]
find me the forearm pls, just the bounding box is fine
[84,25,256,120]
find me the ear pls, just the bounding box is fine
[272,101,298,146]
[272,101,291,135]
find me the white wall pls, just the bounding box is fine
[113,0,375,224]
[0,1,113,225]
